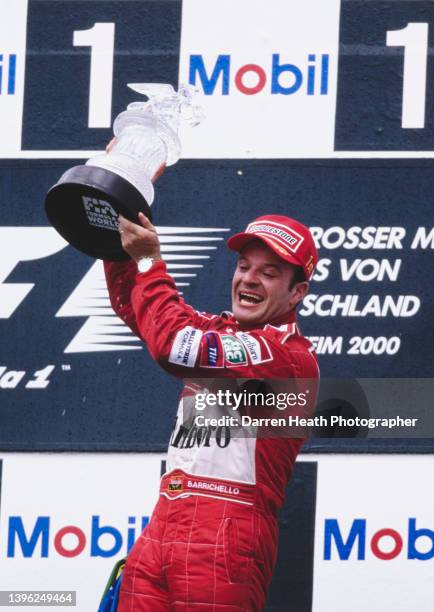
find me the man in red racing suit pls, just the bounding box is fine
[104,213,319,611]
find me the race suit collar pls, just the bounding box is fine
[222,307,297,331]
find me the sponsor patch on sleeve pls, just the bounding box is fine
[221,334,248,366]
[199,332,224,368]
[168,476,183,491]
[236,332,273,365]
[169,326,203,367]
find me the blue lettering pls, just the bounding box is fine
[324,519,366,560]
[408,518,434,560]
[126,516,150,552]
[127,516,136,552]
[271,54,302,95]
[321,54,329,95]
[8,54,16,95]
[189,55,230,95]
[90,516,122,558]
[8,517,49,558]
[307,54,316,95]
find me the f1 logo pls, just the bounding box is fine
[0,228,67,318]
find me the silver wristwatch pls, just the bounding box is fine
[137,257,156,273]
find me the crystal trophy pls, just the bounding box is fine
[45,84,204,261]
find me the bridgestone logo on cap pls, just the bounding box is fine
[246,222,304,253]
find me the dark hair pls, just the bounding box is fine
[289,265,306,290]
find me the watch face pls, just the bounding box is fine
[138,257,153,273]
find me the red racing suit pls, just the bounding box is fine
[104,260,319,611]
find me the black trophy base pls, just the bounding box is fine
[45,165,152,261]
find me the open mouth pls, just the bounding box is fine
[238,291,264,305]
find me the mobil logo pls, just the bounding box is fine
[7,514,149,558]
[324,518,434,561]
[189,53,329,96]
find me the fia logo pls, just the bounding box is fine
[82,196,119,231]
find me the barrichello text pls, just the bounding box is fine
[187,480,240,496]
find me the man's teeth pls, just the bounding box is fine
[239,292,263,304]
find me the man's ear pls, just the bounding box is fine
[289,281,309,308]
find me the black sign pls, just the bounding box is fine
[335,1,434,150]
[22,0,182,150]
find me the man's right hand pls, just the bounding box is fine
[118,213,162,263]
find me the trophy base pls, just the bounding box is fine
[45,165,152,261]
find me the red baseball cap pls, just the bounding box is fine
[227,214,318,280]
